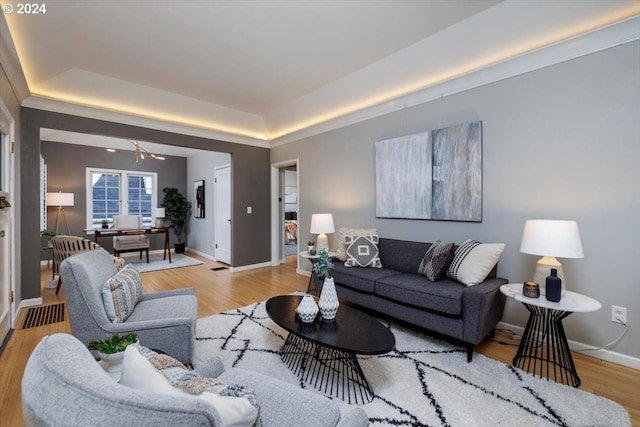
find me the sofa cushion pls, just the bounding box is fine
[336,227,377,261]
[121,345,259,427]
[344,235,382,268]
[447,239,505,286]
[418,240,456,281]
[378,238,433,273]
[102,265,143,323]
[375,274,466,316]
[332,262,400,294]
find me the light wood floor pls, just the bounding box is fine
[1,253,638,426]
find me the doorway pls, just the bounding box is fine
[270,159,299,267]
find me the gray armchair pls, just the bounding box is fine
[60,248,197,363]
[22,333,369,427]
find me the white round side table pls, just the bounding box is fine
[500,283,601,387]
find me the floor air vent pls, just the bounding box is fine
[21,303,65,329]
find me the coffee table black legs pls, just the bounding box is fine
[280,333,374,404]
[513,304,580,387]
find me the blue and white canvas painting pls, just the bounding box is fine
[375,121,482,222]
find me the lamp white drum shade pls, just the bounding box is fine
[46,192,74,207]
[520,220,584,258]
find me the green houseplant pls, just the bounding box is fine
[160,187,192,254]
[312,248,334,279]
[87,332,138,374]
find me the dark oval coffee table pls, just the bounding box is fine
[266,295,395,404]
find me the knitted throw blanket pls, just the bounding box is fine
[140,347,261,426]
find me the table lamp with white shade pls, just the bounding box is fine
[310,213,335,251]
[519,219,584,295]
[154,207,165,228]
[46,191,75,235]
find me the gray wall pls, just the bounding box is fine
[21,108,271,299]
[271,41,640,358]
[40,140,187,254]
[187,151,231,257]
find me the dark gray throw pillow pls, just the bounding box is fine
[418,240,455,281]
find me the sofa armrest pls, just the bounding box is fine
[461,277,508,345]
[139,287,196,301]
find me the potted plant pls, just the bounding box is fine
[312,248,333,279]
[160,187,192,254]
[312,249,339,320]
[87,332,138,373]
[101,219,109,229]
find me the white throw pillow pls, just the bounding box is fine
[336,227,377,261]
[446,239,505,286]
[102,265,143,323]
[120,346,258,427]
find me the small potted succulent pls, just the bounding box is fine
[87,332,139,373]
[101,219,109,229]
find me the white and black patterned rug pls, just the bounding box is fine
[194,299,630,426]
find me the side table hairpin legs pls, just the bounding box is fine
[514,303,580,387]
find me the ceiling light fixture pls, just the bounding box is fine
[105,140,165,162]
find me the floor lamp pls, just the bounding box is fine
[46,192,74,235]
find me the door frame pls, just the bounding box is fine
[270,159,299,267]
[0,98,16,333]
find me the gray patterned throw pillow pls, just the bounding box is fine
[418,240,456,281]
[344,235,382,268]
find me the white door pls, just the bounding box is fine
[214,165,231,264]
[0,129,11,345]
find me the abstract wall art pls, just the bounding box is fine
[194,180,205,218]
[375,121,482,222]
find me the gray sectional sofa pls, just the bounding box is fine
[314,238,508,362]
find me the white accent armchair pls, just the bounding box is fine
[112,215,150,262]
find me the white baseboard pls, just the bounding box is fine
[186,248,218,261]
[497,321,639,371]
[296,269,311,277]
[230,261,271,273]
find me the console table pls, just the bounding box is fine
[500,283,601,387]
[92,227,172,263]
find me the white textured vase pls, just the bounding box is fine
[98,351,125,373]
[319,277,339,320]
[296,294,319,323]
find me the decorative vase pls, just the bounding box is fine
[296,294,319,323]
[319,277,339,320]
[545,268,562,302]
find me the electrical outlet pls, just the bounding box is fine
[611,305,627,324]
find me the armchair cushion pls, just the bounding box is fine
[121,345,259,427]
[102,265,143,323]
